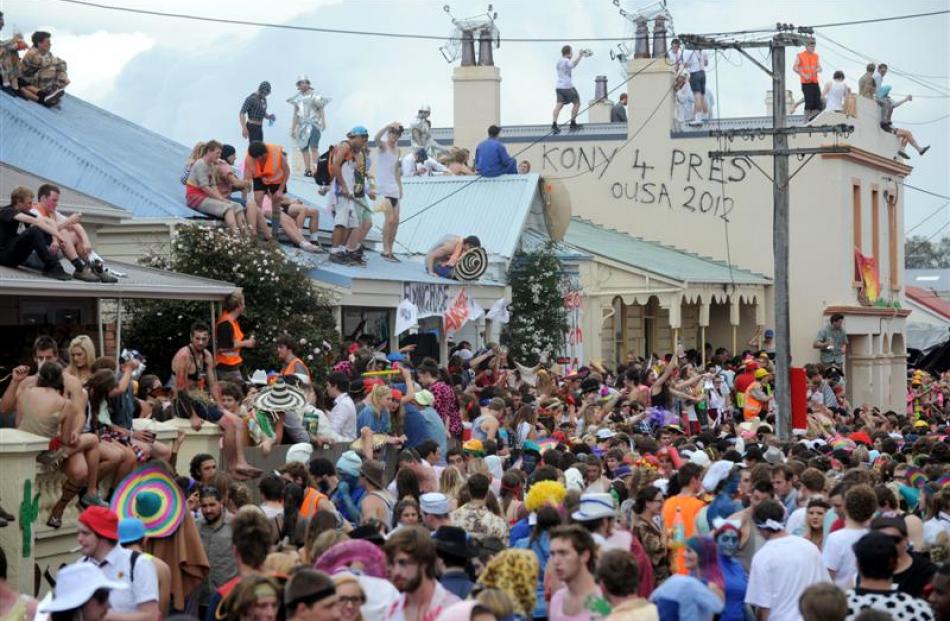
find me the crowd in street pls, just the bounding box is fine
[1,305,950,621]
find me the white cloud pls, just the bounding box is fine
[46,30,155,103]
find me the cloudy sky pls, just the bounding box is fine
[5,0,949,238]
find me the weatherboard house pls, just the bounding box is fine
[418,24,912,411]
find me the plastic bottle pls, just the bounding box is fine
[672,506,685,549]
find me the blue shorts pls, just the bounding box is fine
[434,264,454,279]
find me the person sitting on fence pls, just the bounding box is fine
[185,140,249,235]
[171,321,262,480]
[18,30,68,106]
[0,185,70,280]
[426,235,481,279]
[1,337,108,528]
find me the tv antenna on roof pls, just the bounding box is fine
[612,0,673,64]
[439,4,500,66]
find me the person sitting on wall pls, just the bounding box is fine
[0,185,70,280]
[474,125,517,178]
[426,235,481,279]
[30,183,118,283]
[401,148,450,178]
[18,30,68,106]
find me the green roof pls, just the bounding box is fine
[564,218,770,285]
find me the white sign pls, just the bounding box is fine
[403,282,451,317]
[485,298,510,324]
[395,298,419,336]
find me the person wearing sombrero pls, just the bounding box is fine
[251,377,309,448]
[74,506,161,618]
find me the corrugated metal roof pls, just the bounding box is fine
[564,218,770,285]
[0,260,236,300]
[518,228,591,261]
[0,163,128,220]
[283,246,504,289]
[0,93,195,219]
[393,174,542,260]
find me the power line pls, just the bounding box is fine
[48,0,950,44]
[905,184,950,201]
[901,114,950,125]
[905,200,950,234]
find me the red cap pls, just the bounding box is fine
[745,361,759,371]
[78,506,119,541]
[391,389,403,400]
[850,431,872,446]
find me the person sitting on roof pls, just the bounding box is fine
[426,235,481,279]
[401,148,449,178]
[475,125,517,178]
[0,185,70,280]
[30,183,117,283]
[0,12,27,94]
[243,140,318,250]
[185,140,249,235]
[18,30,68,107]
[440,147,475,176]
[215,144,250,207]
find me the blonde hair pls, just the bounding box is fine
[439,466,465,498]
[186,141,206,165]
[10,186,33,206]
[308,530,349,563]
[66,335,96,375]
[369,384,391,414]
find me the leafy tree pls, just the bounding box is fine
[905,235,950,269]
[504,243,567,366]
[124,225,338,382]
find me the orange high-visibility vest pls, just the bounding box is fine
[246,144,286,185]
[215,312,245,367]
[797,51,820,84]
[299,486,328,519]
[283,355,311,381]
[743,381,763,419]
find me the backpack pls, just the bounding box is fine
[313,146,335,187]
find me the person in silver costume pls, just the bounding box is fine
[410,105,448,156]
[287,75,330,176]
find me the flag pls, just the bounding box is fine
[468,298,485,321]
[854,250,880,303]
[395,298,418,336]
[486,298,510,324]
[443,290,470,334]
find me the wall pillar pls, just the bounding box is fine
[0,429,48,594]
[452,65,502,156]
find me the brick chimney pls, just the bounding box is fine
[588,76,614,123]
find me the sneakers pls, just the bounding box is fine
[919,145,930,156]
[381,253,400,263]
[299,240,320,254]
[72,265,100,282]
[897,150,910,159]
[79,493,108,509]
[688,117,703,127]
[329,252,352,265]
[551,122,561,135]
[92,261,118,283]
[569,120,582,131]
[347,251,366,266]
[43,264,71,281]
[308,233,321,243]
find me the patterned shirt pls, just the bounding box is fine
[430,380,461,437]
[845,587,933,621]
[451,502,508,541]
[240,93,268,121]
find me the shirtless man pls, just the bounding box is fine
[1,340,106,528]
[170,321,261,480]
[425,235,481,279]
[726,478,774,574]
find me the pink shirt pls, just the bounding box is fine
[549,586,601,621]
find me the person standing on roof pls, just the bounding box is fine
[475,125,517,178]
[551,45,585,134]
[328,126,375,266]
[793,39,823,121]
[287,75,329,178]
[240,81,275,143]
[374,122,404,262]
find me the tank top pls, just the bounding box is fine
[376,147,401,199]
[825,81,848,111]
[369,490,395,527]
[19,395,63,439]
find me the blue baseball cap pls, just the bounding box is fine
[348,126,369,137]
[118,518,147,545]
[387,352,406,362]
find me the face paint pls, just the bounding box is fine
[716,530,740,556]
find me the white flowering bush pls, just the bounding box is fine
[125,225,338,381]
[504,243,567,365]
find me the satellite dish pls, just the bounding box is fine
[542,179,572,241]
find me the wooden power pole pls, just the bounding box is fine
[681,26,852,441]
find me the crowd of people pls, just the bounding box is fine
[2,307,950,621]
[0,12,69,107]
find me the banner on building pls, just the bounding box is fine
[560,275,584,364]
[854,250,880,304]
[395,298,419,336]
[403,282,451,317]
[443,289,470,334]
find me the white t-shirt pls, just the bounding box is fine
[376,146,401,199]
[667,48,683,67]
[823,527,869,589]
[80,546,159,614]
[786,506,806,535]
[556,57,574,89]
[683,50,707,74]
[825,80,848,111]
[746,535,829,621]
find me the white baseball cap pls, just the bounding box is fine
[39,563,127,613]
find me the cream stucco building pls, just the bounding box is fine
[431,41,912,411]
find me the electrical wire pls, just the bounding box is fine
[900,114,950,125]
[904,184,950,201]
[905,221,950,259]
[48,0,950,43]
[714,50,737,292]
[905,200,950,234]
[398,57,663,226]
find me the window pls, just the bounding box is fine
[852,180,862,254]
[888,195,899,289]
[871,187,880,263]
